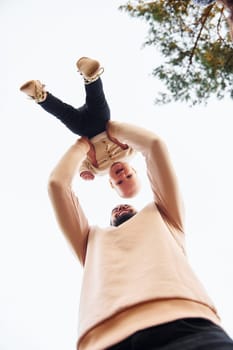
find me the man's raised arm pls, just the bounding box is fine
[108,121,185,232]
[48,138,91,265]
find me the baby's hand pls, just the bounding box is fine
[80,171,95,180]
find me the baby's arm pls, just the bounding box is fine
[79,158,95,181]
[80,171,95,180]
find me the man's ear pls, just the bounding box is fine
[109,178,114,188]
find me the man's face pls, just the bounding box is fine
[110,204,137,226]
[109,162,141,198]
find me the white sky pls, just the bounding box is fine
[1,1,233,349]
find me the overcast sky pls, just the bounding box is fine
[1,1,233,349]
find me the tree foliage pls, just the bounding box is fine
[119,1,233,106]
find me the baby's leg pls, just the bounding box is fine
[20,80,89,136]
[39,93,89,136]
[83,78,110,138]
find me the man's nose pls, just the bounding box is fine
[117,205,125,212]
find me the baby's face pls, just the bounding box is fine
[109,162,141,198]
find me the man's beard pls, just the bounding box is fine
[111,212,136,227]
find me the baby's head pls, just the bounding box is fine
[109,162,141,198]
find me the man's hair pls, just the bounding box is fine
[111,212,136,227]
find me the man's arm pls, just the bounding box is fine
[48,138,91,265]
[108,121,185,232]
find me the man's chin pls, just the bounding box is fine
[111,212,136,227]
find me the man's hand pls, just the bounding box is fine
[106,122,129,150]
[80,137,98,168]
[78,136,91,151]
[80,171,95,180]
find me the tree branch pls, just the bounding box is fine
[217,6,225,40]
[188,4,215,67]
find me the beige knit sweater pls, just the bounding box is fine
[48,121,220,350]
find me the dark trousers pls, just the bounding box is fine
[39,78,110,138]
[107,318,233,350]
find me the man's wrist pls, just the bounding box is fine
[76,137,90,153]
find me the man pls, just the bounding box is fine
[48,122,233,349]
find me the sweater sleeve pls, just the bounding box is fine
[108,121,185,232]
[48,139,91,265]
[79,158,95,175]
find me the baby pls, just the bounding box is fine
[20,57,141,198]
